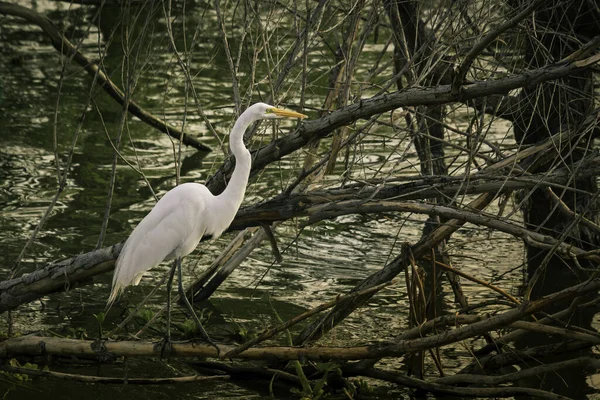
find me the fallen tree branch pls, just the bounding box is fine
[436,356,600,386]
[459,340,593,375]
[293,192,495,345]
[231,168,600,229]
[0,2,211,152]
[0,242,123,313]
[235,161,599,223]
[472,296,600,359]
[231,126,600,229]
[0,364,229,385]
[509,320,600,344]
[2,278,599,361]
[363,367,569,400]
[2,174,596,314]
[224,280,395,358]
[302,200,600,263]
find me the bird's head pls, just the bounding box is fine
[249,102,308,121]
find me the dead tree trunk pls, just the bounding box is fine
[509,0,600,395]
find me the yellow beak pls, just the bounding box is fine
[271,107,308,119]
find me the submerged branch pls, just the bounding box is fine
[0,365,229,385]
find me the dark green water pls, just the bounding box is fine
[1,1,594,399]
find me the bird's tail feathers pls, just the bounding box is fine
[106,255,126,311]
[105,283,122,312]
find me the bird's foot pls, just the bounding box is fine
[158,335,173,359]
[190,334,221,357]
[205,335,221,358]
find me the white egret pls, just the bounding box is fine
[107,103,307,349]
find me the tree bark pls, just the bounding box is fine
[508,0,600,396]
[205,53,599,194]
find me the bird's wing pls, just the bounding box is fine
[108,183,210,306]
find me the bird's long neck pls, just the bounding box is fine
[217,112,252,211]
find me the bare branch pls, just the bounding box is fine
[0,2,211,152]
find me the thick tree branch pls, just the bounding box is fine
[0,243,123,313]
[207,53,600,194]
[232,156,600,229]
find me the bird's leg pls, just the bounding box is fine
[176,257,220,356]
[160,260,177,359]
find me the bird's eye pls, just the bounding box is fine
[265,108,273,114]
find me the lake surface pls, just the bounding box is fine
[0,1,597,399]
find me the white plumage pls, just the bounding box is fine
[108,183,209,304]
[107,103,307,308]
